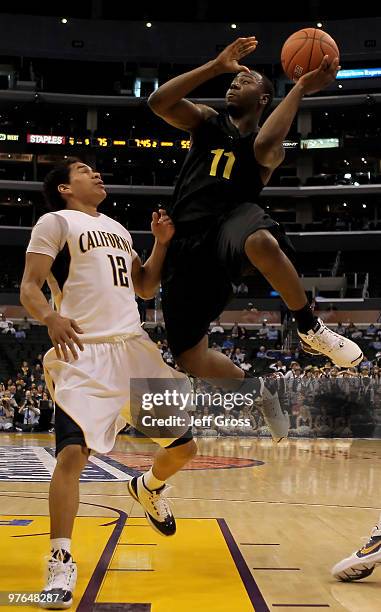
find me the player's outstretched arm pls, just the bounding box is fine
[20,253,84,362]
[148,36,257,131]
[255,55,340,170]
[131,209,174,300]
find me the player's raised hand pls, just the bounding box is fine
[298,55,341,95]
[151,208,175,246]
[213,37,258,74]
[45,312,84,361]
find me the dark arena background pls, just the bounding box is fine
[0,3,380,611]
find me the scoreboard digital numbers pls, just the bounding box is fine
[129,138,191,149]
[96,137,109,147]
[66,136,192,149]
[132,138,159,148]
[68,136,110,147]
[68,137,91,146]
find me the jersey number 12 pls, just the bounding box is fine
[107,254,129,287]
[209,149,236,179]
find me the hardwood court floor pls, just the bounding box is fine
[0,434,380,611]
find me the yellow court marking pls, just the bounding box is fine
[98,518,257,612]
[0,516,261,611]
[0,516,114,611]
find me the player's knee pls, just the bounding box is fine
[56,444,89,473]
[170,438,197,461]
[245,229,280,261]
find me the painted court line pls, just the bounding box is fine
[117,543,157,546]
[253,567,301,571]
[217,518,270,612]
[93,605,151,611]
[272,605,330,608]
[241,543,280,546]
[76,503,127,612]
[107,569,154,572]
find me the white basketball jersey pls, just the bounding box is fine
[27,209,142,339]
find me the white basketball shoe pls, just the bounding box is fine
[40,550,77,609]
[298,318,363,368]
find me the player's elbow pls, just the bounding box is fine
[137,292,152,301]
[133,268,159,300]
[135,287,156,300]
[147,92,174,118]
[20,280,38,312]
[147,92,164,115]
[20,282,31,308]
[254,138,273,157]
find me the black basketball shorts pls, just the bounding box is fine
[161,201,294,357]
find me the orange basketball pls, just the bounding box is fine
[281,27,340,82]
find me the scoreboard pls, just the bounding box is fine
[67,136,192,149]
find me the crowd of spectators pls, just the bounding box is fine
[0,313,54,433]
[0,313,32,340]
[0,353,54,433]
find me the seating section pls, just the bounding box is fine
[0,326,51,381]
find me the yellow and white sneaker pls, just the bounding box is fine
[128,475,176,536]
[298,318,363,368]
[332,523,381,582]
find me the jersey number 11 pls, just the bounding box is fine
[209,149,236,179]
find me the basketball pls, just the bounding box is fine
[281,27,340,82]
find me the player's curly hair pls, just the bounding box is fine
[43,157,82,210]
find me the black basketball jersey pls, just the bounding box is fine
[168,111,265,229]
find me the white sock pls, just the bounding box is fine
[51,538,71,556]
[142,468,165,492]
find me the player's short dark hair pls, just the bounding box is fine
[261,74,275,109]
[251,70,274,109]
[43,157,82,211]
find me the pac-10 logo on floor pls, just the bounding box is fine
[0,447,140,482]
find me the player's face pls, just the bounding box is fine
[66,162,107,206]
[226,72,267,116]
